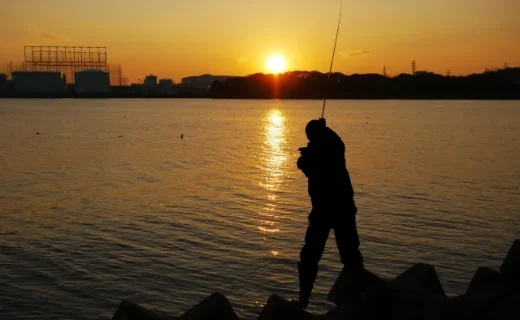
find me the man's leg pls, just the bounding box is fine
[333,215,364,298]
[298,219,330,309]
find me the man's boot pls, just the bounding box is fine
[297,262,319,309]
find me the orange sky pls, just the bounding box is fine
[1,0,519,82]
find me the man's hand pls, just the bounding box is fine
[297,155,305,171]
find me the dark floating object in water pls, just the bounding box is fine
[110,239,519,319]
[36,132,40,135]
[366,122,368,124]
[117,135,124,138]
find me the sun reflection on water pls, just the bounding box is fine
[257,109,287,242]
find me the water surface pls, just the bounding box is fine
[1,99,519,319]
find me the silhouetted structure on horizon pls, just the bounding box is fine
[2,68,519,99]
[0,74,7,93]
[211,68,520,99]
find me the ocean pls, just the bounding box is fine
[0,99,519,319]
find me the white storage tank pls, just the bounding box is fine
[75,69,110,93]
[12,72,67,93]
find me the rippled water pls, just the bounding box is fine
[0,99,519,319]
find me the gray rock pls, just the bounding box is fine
[179,293,239,320]
[500,239,520,293]
[344,264,449,320]
[419,291,449,320]
[112,300,177,320]
[466,267,502,294]
[256,295,315,320]
[391,263,446,297]
[329,267,449,320]
[110,240,520,320]
[323,297,363,320]
[485,294,520,319]
[344,286,446,320]
[328,268,388,306]
[386,287,447,320]
[440,287,508,320]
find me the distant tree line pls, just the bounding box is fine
[210,68,520,99]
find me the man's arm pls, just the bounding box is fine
[297,142,321,178]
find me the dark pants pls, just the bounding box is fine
[298,211,363,298]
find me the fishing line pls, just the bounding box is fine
[321,0,343,119]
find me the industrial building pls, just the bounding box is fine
[12,72,67,93]
[144,75,158,87]
[159,78,174,86]
[0,74,7,93]
[158,78,175,94]
[75,69,110,93]
[5,46,127,87]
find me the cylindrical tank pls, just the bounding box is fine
[74,69,110,93]
[144,75,158,87]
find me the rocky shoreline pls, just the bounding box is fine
[111,239,519,320]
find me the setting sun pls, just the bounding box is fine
[266,55,287,74]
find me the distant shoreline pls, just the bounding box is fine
[2,67,519,100]
[0,95,519,100]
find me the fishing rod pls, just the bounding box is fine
[320,0,343,119]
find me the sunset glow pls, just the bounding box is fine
[0,0,518,82]
[266,55,287,74]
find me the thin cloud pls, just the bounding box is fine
[238,57,249,63]
[340,50,370,58]
[41,33,59,40]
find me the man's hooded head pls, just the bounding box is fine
[305,118,327,141]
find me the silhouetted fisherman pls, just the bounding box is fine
[181,134,184,139]
[296,118,364,309]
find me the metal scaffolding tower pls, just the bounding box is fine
[22,46,108,84]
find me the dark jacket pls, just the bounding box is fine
[297,127,357,217]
